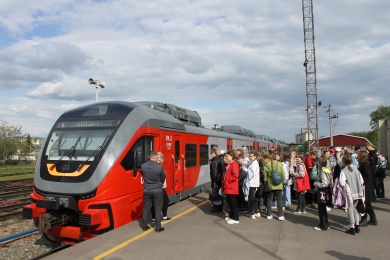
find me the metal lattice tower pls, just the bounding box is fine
[302,0,319,152]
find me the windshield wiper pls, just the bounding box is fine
[77,135,110,171]
[50,136,82,170]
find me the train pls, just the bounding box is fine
[23,101,289,245]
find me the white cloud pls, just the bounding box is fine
[0,0,389,142]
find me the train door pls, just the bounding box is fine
[172,135,184,193]
[227,139,233,151]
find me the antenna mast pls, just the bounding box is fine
[302,0,319,152]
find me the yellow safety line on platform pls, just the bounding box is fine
[93,199,209,260]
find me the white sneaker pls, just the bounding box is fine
[326,206,331,212]
[255,212,261,218]
[225,217,231,221]
[227,219,239,224]
[282,207,285,211]
[266,215,273,220]
[272,205,277,209]
[250,214,256,219]
[278,216,285,221]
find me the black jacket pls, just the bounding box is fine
[210,156,224,187]
[141,160,166,193]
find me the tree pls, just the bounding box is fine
[0,119,22,166]
[348,130,378,148]
[370,105,390,130]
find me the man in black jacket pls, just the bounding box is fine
[366,143,378,202]
[141,150,166,232]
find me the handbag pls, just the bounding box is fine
[356,199,365,214]
[316,188,329,204]
[296,173,311,193]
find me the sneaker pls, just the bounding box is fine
[255,212,261,218]
[162,217,172,221]
[227,219,239,224]
[282,207,285,211]
[313,227,322,231]
[301,210,307,214]
[151,219,156,223]
[294,210,301,214]
[272,205,277,209]
[278,216,285,221]
[249,213,256,219]
[225,216,231,221]
[266,215,273,220]
[326,206,331,212]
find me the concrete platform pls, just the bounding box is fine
[46,179,390,260]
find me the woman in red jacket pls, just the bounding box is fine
[223,150,240,224]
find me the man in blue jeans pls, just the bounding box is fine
[141,150,166,232]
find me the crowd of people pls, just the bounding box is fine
[137,144,387,234]
[209,144,387,235]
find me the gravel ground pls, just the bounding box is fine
[0,217,61,259]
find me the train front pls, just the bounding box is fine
[23,102,138,245]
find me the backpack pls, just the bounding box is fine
[310,164,318,180]
[266,161,283,185]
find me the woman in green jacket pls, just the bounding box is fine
[263,152,285,221]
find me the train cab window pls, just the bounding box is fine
[175,141,180,163]
[120,136,154,175]
[185,144,196,167]
[200,144,209,165]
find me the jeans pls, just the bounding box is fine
[226,194,239,221]
[152,189,170,219]
[142,190,164,228]
[267,190,283,217]
[283,185,291,206]
[348,200,360,225]
[249,187,259,214]
[375,178,385,198]
[318,203,329,230]
[296,192,306,211]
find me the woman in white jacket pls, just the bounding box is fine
[243,151,260,219]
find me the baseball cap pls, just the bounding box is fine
[377,151,382,156]
[220,150,226,155]
[335,147,342,152]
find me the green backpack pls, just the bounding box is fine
[266,161,283,185]
[310,164,318,180]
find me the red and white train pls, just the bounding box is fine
[23,101,288,245]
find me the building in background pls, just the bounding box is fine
[295,128,313,144]
[311,134,372,151]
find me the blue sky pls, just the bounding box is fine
[0,0,389,143]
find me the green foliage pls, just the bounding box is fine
[347,130,378,148]
[0,119,22,166]
[369,105,390,130]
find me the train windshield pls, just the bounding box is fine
[45,129,113,162]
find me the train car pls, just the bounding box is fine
[23,101,287,245]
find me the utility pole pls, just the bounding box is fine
[302,0,319,152]
[325,103,338,147]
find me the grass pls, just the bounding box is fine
[0,173,34,182]
[0,164,35,181]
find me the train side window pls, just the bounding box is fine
[120,136,154,176]
[200,144,209,165]
[185,144,196,168]
[175,141,180,163]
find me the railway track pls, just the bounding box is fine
[0,179,34,220]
